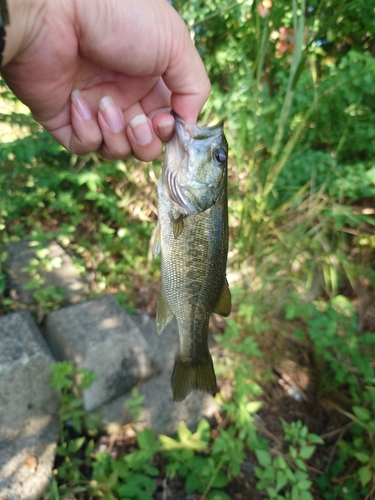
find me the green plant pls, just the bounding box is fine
[160,420,233,500]
[49,361,99,443]
[48,362,162,500]
[283,295,375,498]
[254,419,323,500]
[89,428,161,500]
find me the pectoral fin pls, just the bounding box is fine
[152,222,161,257]
[156,287,174,334]
[213,278,231,317]
[172,214,184,238]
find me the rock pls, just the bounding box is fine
[44,296,156,411]
[101,313,220,436]
[4,240,86,305]
[0,311,60,500]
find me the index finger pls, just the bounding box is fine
[162,9,211,123]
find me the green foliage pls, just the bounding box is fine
[126,387,146,422]
[0,89,159,316]
[283,295,375,498]
[48,362,161,500]
[159,419,245,498]
[254,419,323,500]
[49,361,100,441]
[89,428,160,500]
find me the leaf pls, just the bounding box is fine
[137,492,154,500]
[136,429,154,450]
[185,472,203,495]
[354,451,370,463]
[266,487,278,498]
[299,445,316,460]
[118,483,140,497]
[299,491,314,500]
[307,433,324,445]
[254,466,264,479]
[274,455,287,469]
[68,436,86,453]
[159,434,180,450]
[208,491,231,500]
[352,406,371,422]
[255,449,272,467]
[143,465,159,477]
[294,458,307,471]
[276,470,287,491]
[112,460,130,479]
[85,439,95,457]
[291,484,300,500]
[358,466,372,486]
[297,479,312,490]
[178,421,192,442]
[212,472,227,488]
[140,476,156,491]
[196,418,211,437]
[285,466,295,482]
[246,401,263,413]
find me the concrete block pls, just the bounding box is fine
[45,296,156,411]
[4,240,86,305]
[0,311,60,500]
[100,313,220,436]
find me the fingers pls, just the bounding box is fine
[38,90,175,162]
[36,92,103,156]
[70,91,103,153]
[97,97,173,161]
[97,96,131,159]
[158,5,211,123]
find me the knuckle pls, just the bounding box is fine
[99,144,132,161]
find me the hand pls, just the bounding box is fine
[1,0,210,161]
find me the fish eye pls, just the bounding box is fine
[213,147,227,165]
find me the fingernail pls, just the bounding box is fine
[129,114,152,145]
[71,90,92,120]
[157,119,174,139]
[99,96,125,132]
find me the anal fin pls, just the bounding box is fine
[213,278,231,317]
[156,287,174,335]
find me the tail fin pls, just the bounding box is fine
[171,353,217,402]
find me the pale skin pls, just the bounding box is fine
[1,0,211,161]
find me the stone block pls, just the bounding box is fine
[4,240,86,305]
[0,311,60,500]
[101,313,220,436]
[45,296,156,411]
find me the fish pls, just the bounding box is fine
[153,112,231,402]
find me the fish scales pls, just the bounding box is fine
[154,113,231,402]
[158,179,227,343]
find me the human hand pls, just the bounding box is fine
[1,0,210,161]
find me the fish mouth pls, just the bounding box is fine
[162,112,225,213]
[171,111,224,144]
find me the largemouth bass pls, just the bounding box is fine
[153,113,231,402]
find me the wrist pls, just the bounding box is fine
[2,0,47,66]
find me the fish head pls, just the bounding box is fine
[163,113,228,214]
